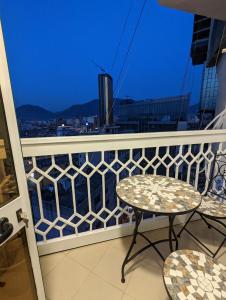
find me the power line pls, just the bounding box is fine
[110,0,134,73]
[113,0,148,95]
[107,0,148,121]
[114,60,131,98]
[177,51,192,124]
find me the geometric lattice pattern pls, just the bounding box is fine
[164,249,226,299]
[207,153,226,201]
[23,142,225,242]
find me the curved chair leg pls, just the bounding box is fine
[177,211,196,238]
[207,218,226,258]
[200,214,212,230]
[213,237,226,258]
[187,214,226,258]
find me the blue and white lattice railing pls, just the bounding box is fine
[21,130,226,255]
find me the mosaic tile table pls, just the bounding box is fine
[116,174,202,283]
[163,249,226,300]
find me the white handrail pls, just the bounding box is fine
[21,129,226,157]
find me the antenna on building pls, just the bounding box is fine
[90,59,107,73]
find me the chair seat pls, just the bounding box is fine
[163,249,226,300]
[197,196,226,219]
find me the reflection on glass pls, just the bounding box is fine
[0,89,19,206]
[0,228,38,300]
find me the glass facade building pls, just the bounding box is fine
[200,66,219,112]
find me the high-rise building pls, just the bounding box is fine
[199,67,219,127]
[98,74,113,128]
[190,16,226,127]
[118,94,190,132]
[200,67,219,112]
[190,15,215,126]
[191,15,211,65]
[158,0,226,129]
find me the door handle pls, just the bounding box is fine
[0,217,13,244]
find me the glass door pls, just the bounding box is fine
[0,22,45,299]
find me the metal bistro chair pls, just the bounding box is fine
[177,153,226,258]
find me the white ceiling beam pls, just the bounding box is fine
[158,0,226,21]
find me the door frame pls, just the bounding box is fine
[0,22,45,299]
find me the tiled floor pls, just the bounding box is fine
[40,220,226,300]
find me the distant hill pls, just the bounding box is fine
[16,99,121,121]
[16,105,55,121]
[57,99,98,118]
[17,99,198,121]
[16,100,99,121]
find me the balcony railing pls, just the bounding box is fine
[21,130,226,255]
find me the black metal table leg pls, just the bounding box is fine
[169,215,178,252]
[177,211,196,238]
[172,219,178,250]
[121,210,180,283]
[121,209,142,283]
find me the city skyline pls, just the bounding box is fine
[0,0,203,111]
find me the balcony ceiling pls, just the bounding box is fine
[158,0,226,21]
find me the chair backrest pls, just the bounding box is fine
[207,153,226,201]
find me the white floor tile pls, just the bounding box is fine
[72,273,123,300]
[40,251,65,276]
[43,256,90,300]
[67,241,109,271]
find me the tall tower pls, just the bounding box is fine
[98,74,113,127]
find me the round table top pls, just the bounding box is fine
[163,249,226,300]
[116,175,201,215]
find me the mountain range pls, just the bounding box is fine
[16,99,99,121]
[16,99,199,121]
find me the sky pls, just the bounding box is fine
[0,0,203,111]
